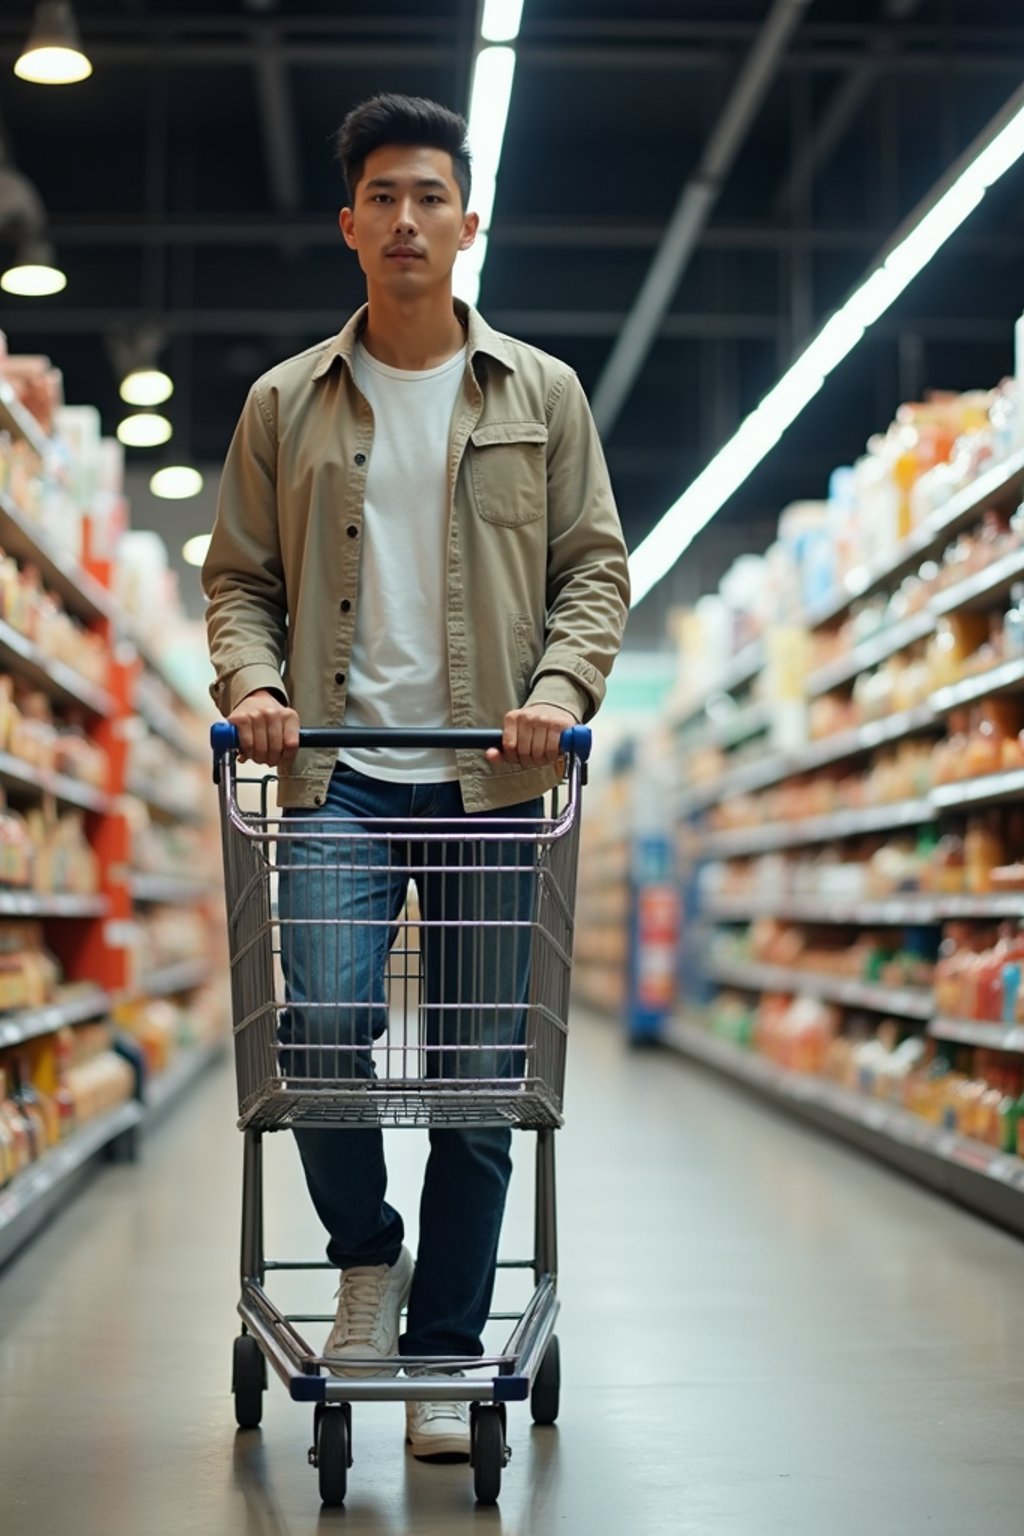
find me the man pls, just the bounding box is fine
[203,93,629,1462]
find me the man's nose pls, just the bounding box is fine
[393,201,418,233]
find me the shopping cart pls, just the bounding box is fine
[211,722,590,1506]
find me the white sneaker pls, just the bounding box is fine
[323,1246,414,1377]
[405,1373,471,1463]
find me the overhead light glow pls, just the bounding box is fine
[1,259,66,296]
[14,3,92,84]
[120,368,174,408]
[151,465,203,500]
[117,412,172,449]
[182,534,212,568]
[628,91,1024,608]
[481,0,525,43]
[461,40,518,305]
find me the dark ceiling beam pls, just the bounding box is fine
[37,217,1024,257]
[590,0,813,436]
[7,309,1009,343]
[253,31,302,216]
[0,15,1016,46]
[0,38,1018,74]
[774,61,875,213]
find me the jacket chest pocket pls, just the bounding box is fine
[468,420,548,527]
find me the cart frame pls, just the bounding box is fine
[212,723,590,1505]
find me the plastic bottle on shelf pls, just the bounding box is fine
[1004,584,1024,661]
[9,1055,45,1160]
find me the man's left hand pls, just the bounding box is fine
[486,704,578,768]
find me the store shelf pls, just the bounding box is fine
[128,873,217,906]
[802,447,1024,632]
[704,955,934,1019]
[122,624,199,714]
[145,1037,226,1121]
[0,986,110,1049]
[705,892,1024,924]
[138,959,214,999]
[0,890,108,919]
[700,798,936,857]
[0,618,115,718]
[0,1098,142,1270]
[0,490,111,625]
[0,380,48,460]
[704,700,770,751]
[932,768,1024,811]
[930,1016,1024,1051]
[807,609,935,697]
[0,747,113,815]
[669,640,764,728]
[706,894,939,926]
[124,777,206,827]
[930,656,1024,714]
[689,706,940,813]
[133,679,205,765]
[931,544,1024,619]
[666,1018,1024,1232]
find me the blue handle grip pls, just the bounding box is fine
[211,722,592,764]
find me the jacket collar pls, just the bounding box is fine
[310,299,516,382]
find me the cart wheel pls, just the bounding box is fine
[531,1334,561,1426]
[232,1333,266,1430]
[316,1406,350,1507]
[472,1408,506,1505]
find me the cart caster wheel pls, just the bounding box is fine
[471,1406,508,1505]
[232,1333,266,1429]
[531,1334,560,1426]
[314,1405,351,1507]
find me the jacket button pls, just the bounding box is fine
[314,795,323,806]
[340,599,351,613]
[335,672,346,685]
[347,524,359,537]
[354,452,367,466]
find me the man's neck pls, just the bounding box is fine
[360,286,467,371]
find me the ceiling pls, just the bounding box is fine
[2,1,1024,634]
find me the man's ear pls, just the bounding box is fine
[340,207,358,250]
[458,211,481,253]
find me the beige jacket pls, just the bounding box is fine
[203,301,630,811]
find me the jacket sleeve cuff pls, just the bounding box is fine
[524,673,586,721]
[215,663,289,716]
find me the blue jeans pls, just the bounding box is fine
[277,765,540,1359]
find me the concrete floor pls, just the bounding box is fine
[1,1011,1023,1535]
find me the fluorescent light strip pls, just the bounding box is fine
[481,0,524,43]
[453,41,518,306]
[629,92,1024,608]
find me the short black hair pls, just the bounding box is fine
[336,94,472,209]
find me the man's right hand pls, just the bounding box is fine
[228,690,301,767]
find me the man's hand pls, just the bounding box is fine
[228,689,301,767]
[485,704,578,768]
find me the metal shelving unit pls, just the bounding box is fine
[807,609,935,697]
[929,1017,1024,1051]
[0,987,110,1049]
[128,873,217,906]
[699,798,936,858]
[705,893,1024,925]
[0,1098,142,1270]
[0,1037,227,1270]
[666,1018,1024,1234]
[704,955,934,1019]
[136,959,214,1000]
[0,618,115,718]
[0,490,111,626]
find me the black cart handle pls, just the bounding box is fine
[211,721,592,775]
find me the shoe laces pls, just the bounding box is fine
[335,1266,388,1341]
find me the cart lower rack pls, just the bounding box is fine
[212,723,590,1506]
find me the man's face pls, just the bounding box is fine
[339,144,478,293]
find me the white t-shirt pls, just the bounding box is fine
[339,341,466,783]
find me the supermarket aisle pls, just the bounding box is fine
[2,1012,1023,1536]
